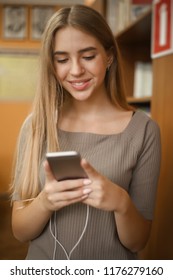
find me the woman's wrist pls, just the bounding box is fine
[115,187,130,215]
[37,191,53,215]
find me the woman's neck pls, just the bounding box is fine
[58,96,132,135]
[63,94,115,120]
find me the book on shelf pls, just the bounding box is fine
[106,0,131,34]
[106,0,152,35]
[133,61,153,99]
[130,0,152,22]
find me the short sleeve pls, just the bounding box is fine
[129,119,161,220]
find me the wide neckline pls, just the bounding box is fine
[58,110,141,137]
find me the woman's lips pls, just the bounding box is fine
[69,79,91,90]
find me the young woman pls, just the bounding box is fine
[11,5,161,260]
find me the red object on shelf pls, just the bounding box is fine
[152,0,173,58]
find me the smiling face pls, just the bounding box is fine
[53,26,110,102]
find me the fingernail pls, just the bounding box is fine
[83,179,92,185]
[83,188,92,195]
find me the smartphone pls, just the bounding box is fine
[46,151,88,181]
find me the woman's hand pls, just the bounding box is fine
[12,160,91,243]
[40,160,92,212]
[81,159,125,212]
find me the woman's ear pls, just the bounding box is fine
[107,49,114,69]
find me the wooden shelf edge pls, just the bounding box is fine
[127,96,151,104]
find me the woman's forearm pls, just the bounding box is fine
[12,191,53,242]
[114,190,152,253]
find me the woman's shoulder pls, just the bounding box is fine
[17,113,33,145]
[128,110,161,141]
[21,113,32,128]
[132,110,159,129]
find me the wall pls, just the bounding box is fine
[0,54,37,194]
[0,102,31,193]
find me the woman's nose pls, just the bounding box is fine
[70,60,85,76]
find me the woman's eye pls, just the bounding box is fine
[56,58,68,63]
[83,55,95,61]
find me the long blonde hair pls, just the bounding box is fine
[11,5,132,202]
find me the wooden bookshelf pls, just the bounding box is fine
[116,9,151,44]
[127,97,151,116]
[127,96,151,104]
[142,54,173,260]
[114,3,173,260]
[116,9,152,113]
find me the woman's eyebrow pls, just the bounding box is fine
[78,47,97,53]
[53,47,97,56]
[54,51,67,56]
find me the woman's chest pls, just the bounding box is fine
[58,132,137,191]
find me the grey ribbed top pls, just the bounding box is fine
[15,111,161,260]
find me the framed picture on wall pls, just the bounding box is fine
[31,6,55,40]
[3,6,27,40]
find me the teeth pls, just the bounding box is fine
[72,82,85,86]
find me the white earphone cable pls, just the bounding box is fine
[49,204,90,260]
